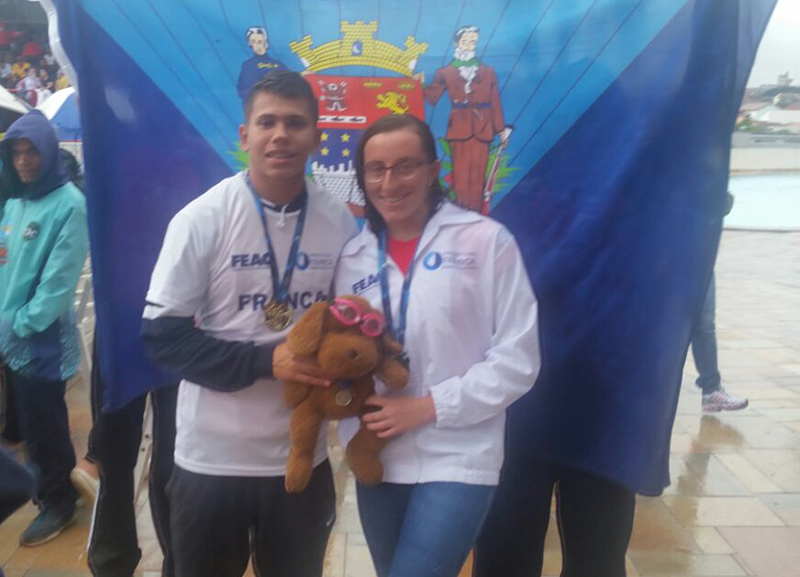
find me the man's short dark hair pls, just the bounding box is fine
[243,70,319,124]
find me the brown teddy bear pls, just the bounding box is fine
[283,295,409,493]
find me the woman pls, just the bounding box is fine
[334,114,540,577]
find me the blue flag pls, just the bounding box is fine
[46,0,775,493]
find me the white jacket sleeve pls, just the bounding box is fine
[429,228,540,428]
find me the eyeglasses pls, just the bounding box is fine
[329,297,386,337]
[363,160,431,183]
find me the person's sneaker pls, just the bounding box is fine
[19,506,77,547]
[702,387,749,412]
[70,458,99,508]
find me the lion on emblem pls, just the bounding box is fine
[376,91,409,115]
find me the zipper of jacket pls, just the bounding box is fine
[19,199,27,236]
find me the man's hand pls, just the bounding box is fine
[272,343,331,387]
[362,395,436,439]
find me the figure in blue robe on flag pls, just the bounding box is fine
[236,27,288,102]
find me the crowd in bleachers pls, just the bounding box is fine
[0,18,68,106]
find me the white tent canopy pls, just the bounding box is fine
[0,85,30,115]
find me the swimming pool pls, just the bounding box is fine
[726,174,800,231]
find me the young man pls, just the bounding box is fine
[142,70,357,577]
[0,109,89,546]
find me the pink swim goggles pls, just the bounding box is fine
[329,297,386,337]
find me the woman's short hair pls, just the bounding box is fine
[354,114,446,234]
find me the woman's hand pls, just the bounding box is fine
[272,343,332,387]
[362,395,436,439]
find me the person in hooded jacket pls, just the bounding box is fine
[0,109,89,546]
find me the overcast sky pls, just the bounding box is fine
[747,0,800,86]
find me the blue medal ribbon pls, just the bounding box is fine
[245,172,307,304]
[378,230,422,347]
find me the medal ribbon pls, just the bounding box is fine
[245,172,307,304]
[378,230,423,347]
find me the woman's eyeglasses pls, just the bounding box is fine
[363,160,432,183]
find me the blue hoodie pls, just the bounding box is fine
[0,110,88,381]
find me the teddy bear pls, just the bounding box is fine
[283,295,409,493]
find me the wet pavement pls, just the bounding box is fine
[1,229,799,577]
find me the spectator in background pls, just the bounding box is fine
[37,57,52,80]
[37,69,53,101]
[21,37,43,61]
[42,52,57,71]
[0,109,89,547]
[0,54,12,87]
[691,191,749,412]
[16,68,41,106]
[11,59,30,84]
[55,69,69,91]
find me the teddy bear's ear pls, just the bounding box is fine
[286,301,329,356]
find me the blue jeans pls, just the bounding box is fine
[357,481,495,577]
[691,274,721,394]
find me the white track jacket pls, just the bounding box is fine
[335,202,540,485]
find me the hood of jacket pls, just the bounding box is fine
[1,109,69,201]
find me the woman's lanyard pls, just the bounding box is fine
[245,172,307,306]
[378,229,423,347]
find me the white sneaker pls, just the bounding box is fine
[702,387,749,412]
[70,460,99,508]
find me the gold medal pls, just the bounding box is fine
[335,390,353,407]
[263,300,293,331]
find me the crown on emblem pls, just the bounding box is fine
[290,21,428,76]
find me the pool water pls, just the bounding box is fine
[726,174,800,231]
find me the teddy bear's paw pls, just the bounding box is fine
[285,459,314,493]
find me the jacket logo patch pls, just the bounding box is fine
[352,273,379,295]
[231,251,335,271]
[22,222,40,241]
[423,251,477,271]
[295,252,335,271]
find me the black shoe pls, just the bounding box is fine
[19,505,77,547]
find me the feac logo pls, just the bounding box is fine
[231,252,272,269]
[231,251,334,271]
[295,252,310,270]
[423,251,477,271]
[352,273,380,295]
[423,251,443,270]
[295,251,335,271]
